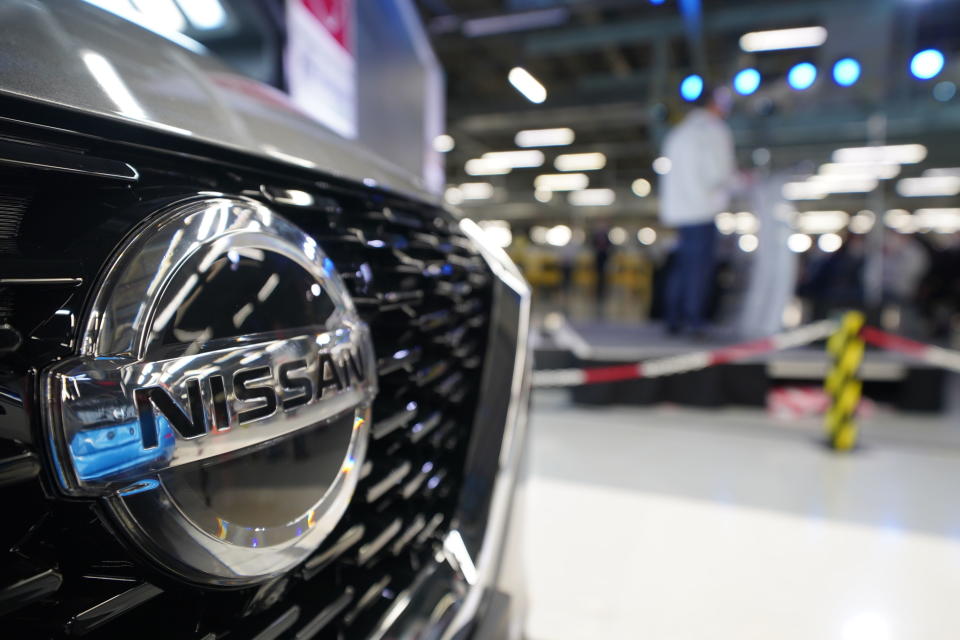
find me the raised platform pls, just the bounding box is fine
[533,321,948,412]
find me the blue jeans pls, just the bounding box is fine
[665,222,717,332]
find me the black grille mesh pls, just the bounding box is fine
[0,173,492,638]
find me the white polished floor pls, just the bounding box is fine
[521,391,960,640]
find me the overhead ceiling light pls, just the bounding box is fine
[534,189,553,203]
[914,208,960,233]
[462,7,569,37]
[832,144,927,164]
[680,74,704,101]
[534,173,589,191]
[433,134,455,153]
[608,226,628,244]
[818,233,843,253]
[734,68,761,95]
[632,178,651,197]
[715,212,737,234]
[807,175,878,193]
[444,186,464,205]
[545,224,572,246]
[478,220,513,248]
[788,62,818,90]
[515,127,574,147]
[554,152,606,172]
[652,157,672,175]
[910,49,945,80]
[818,162,900,180]
[739,26,827,52]
[783,182,827,200]
[924,167,960,177]
[884,209,916,233]
[738,234,759,252]
[849,210,876,234]
[569,188,615,207]
[459,182,494,200]
[508,67,547,104]
[832,57,861,87]
[788,233,813,253]
[795,210,850,234]
[481,149,545,168]
[734,211,759,234]
[465,158,510,176]
[638,227,657,245]
[896,176,960,197]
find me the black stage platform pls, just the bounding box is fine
[533,320,948,412]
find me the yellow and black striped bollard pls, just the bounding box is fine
[824,311,866,451]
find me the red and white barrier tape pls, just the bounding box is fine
[860,326,960,374]
[533,319,839,388]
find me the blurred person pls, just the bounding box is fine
[800,234,866,319]
[739,171,797,337]
[881,231,929,336]
[659,85,737,336]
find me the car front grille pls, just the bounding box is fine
[0,128,492,638]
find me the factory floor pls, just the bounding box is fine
[521,390,960,640]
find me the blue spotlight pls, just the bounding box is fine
[832,58,861,87]
[680,74,704,101]
[910,49,945,80]
[734,68,761,95]
[650,0,666,4]
[788,62,817,90]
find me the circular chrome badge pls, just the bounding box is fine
[42,197,376,585]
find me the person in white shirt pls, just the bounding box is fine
[659,86,736,335]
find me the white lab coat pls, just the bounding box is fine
[659,109,736,227]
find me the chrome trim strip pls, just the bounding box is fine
[0,277,83,285]
[0,137,138,181]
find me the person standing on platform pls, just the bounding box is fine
[659,86,737,336]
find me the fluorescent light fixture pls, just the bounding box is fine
[459,182,494,200]
[832,144,927,164]
[739,26,827,52]
[849,210,876,234]
[632,178,651,197]
[818,233,843,253]
[638,227,657,245]
[465,158,510,176]
[808,175,879,193]
[530,226,549,244]
[897,176,960,197]
[795,210,849,234]
[534,189,553,203]
[433,134,455,153]
[788,233,813,253]
[738,234,759,252]
[175,0,227,30]
[481,149,545,168]
[534,173,589,191]
[884,209,916,233]
[444,186,464,205]
[508,67,547,104]
[924,167,960,177]
[914,208,960,233]
[783,182,826,200]
[569,188,615,207]
[81,49,148,121]
[788,62,817,90]
[545,224,572,247]
[652,157,672,175]
[554,152,606,172]
[462,8,569,37]
[608,226,628,244]
[818,162,900,180]
[515,127,574,147]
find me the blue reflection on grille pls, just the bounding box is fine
[70,416,176,481]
